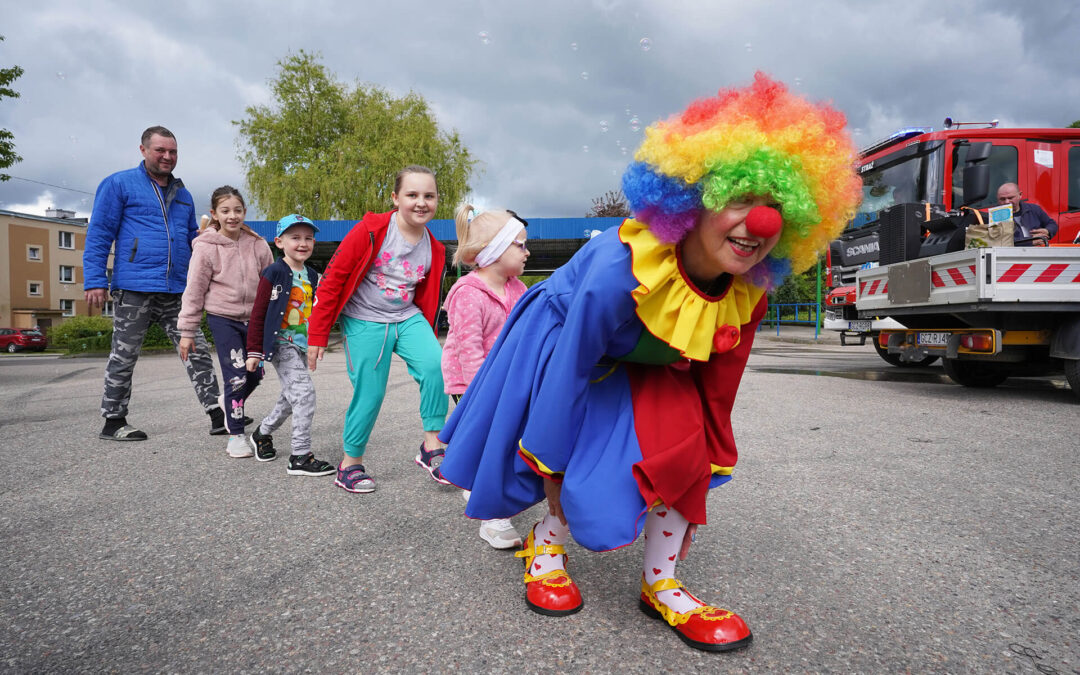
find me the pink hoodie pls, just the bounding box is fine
[441,271,528,395]
[178,227,274,337]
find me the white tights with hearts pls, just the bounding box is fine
[643,505,705,614]
[529,513,569,576]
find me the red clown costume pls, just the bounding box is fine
[438,73,863,652]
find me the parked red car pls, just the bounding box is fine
[0,328,47,352]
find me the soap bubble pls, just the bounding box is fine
[625,107,631,116]
[629,116,641,132]
[570,42,578,51]
[580,71,589,80]
[582,145,590,153]
[599,120,609,133]
[56,71,66,79]
[639,37,651,51]
[478,31,491,45]
[794,77,802,87]
[621,147,628,156]
[69,135,78,143]
[744,42,752,52]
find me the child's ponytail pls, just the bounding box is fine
[453,203,476,267]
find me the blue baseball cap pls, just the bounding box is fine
[276,213,319,237]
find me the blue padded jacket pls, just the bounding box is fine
[83,162,199,293]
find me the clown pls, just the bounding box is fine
[438,73,862,652]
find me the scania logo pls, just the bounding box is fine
[846,242,879,257]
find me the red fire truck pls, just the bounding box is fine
[824,122,1080,365]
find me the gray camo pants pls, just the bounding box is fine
[259,343,316,455]
[101,290,220,419]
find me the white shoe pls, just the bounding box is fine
[479,518,522,549]
[227,434,252,458]
[462,489,471,503]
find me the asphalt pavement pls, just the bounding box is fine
[0,335,1076,673]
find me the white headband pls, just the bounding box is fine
[474,217,526,268]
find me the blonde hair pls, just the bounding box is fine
[452,204,516,267]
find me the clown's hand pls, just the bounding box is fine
[679,524,698,560]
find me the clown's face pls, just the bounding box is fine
[681,196,782,282]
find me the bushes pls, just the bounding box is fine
[48,314,214,354]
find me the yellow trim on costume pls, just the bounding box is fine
[619,220,767,362]
[641,576,736,627]
[590,363,620,384]
[516,528,573,584]
[518,441,564,478]
[710,464,734,476]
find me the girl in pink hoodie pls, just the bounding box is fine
[442,204,530,549]
[178,186,274,458]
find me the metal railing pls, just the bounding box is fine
[758,302,822,338]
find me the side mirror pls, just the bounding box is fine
[965,141,992,163]
[962,165,990,206]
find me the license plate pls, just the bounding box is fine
[917,332,950,345]
[848,321,871,332]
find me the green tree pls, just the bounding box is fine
[0,35,24,181]
[1068,120,1080,128]
[587,190,631,217]
[235,51,475,219]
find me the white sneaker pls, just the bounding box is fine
[462,489,471,503]
[479,518,522,549]
[227,434,253,458]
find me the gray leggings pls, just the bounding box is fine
[260,343,316,455]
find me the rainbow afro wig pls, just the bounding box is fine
[621,72,863,289]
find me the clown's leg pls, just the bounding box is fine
[640,505,752,652]
[514,512,583,616]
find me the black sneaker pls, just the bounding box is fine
[99,417,147,441]
[287,453,336,477]
[249,428,277,462]
[209,407,254,436]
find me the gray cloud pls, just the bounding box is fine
[1,0,1077,220]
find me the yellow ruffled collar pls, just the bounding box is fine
[619,219,767,361]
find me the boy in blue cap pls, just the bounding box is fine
[245,214,335,476]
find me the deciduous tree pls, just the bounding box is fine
[586,189,631,218]
[0,36,24,182]
[235,51,475,219]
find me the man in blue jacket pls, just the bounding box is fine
[997,182,1059,246]
[84,126,233,440]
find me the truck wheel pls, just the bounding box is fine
[942,358,1008,388]
[873,342,939,368]
[1064,359,1080,397]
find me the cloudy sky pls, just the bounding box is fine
[1,0,1077,221]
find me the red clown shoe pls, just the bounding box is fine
[513,526,584,616]
[639,576,753,652]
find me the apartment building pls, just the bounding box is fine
[0,208,107,331]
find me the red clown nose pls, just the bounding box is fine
[745,205,783,238]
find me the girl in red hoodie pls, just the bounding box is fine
[307,165,448,494]
[442,205,530,549]
[178,186,274,458]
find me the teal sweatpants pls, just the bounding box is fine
[340,313,448,458]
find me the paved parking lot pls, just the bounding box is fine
[1,336,1076,673]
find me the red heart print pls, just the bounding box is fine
[534,563,541,571]
[543,539,551,544]
[668,555,676,561]
[548,531,556,537]
[663,531,673,537]
[673,591,682,597]
[550,553,557,557]
[652,568,662,575]
[657,511,667,518]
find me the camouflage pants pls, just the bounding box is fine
[101,290,220,419]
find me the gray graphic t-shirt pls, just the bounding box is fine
[342,214,430,323]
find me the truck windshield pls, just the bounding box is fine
[851,142,943,229]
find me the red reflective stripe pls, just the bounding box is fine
[931,271,945,287]
[859,281,866,296]
[947,267,968,285]
[1033,264,1067,283]
[1073,272,1080,283]
[869,280,881,295]
[882,282,888,294]
[997,264,1030,282]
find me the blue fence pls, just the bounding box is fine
[758,302,822,338]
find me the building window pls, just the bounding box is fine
[59,265,75,283]
[103,300,114,317]
[58,231,75,249]
[60,299,75,317]
[28,245,42,261]
[28,281,43,297]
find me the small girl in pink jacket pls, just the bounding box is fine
[178,186,274,458]
[442,204,529,549]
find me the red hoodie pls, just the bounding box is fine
[308,210,446,348]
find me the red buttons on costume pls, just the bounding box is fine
[745,205,782,238]
[713,325,741,353]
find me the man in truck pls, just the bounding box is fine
[996,182,1058,246]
